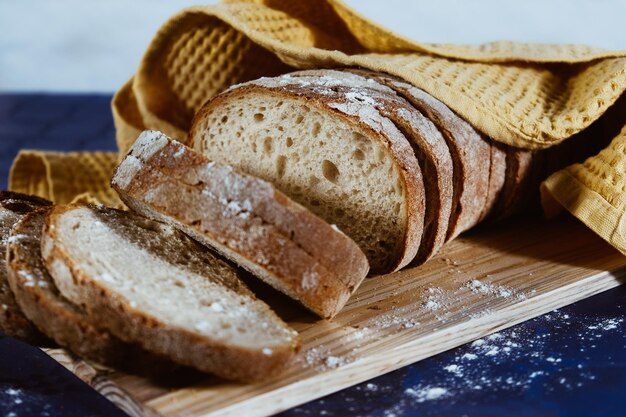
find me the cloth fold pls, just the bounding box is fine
[9,151,122,208]
[9,0,626,256]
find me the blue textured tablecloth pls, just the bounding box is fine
[1,94,625,417]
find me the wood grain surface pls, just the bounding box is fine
[43,216,626,417]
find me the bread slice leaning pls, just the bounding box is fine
[189,73,425,273]
[6,208,176,374]
[112,131,369,319]
[41,204,299,382]
[0,191,51,343]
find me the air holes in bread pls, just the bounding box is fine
[312,122,321,137]
[263,137,272,154]
[322,160,339,184]
[254,113,264,122]
[276,155,287,178]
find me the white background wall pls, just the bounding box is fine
[1,0,625,92]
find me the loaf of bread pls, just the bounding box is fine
[41,204,300,381]
[190,72,426,273]
[112,131,369,319]
[0,191,51,343]
[189,69,600,272]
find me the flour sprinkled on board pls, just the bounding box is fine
[466,278,533,301]
[423,287,445,311]
[299,346,355,372]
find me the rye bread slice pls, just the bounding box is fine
[0,191,51,343]
[285,70,453,265]
[41,204,300,382]
[6,208,178,374]
[345,69,492,240]
[112,131,369,319]
[189,73,425,273]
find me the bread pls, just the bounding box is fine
[284,69,453,264]
[41,204,300,381]
[498,122,611,217]
[6,208,177,374]
[112,131,369,319]
[480,141,507,221]
[189,72,425,273]
[345,69,492,240]
[0,191,51,343]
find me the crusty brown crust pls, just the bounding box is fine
[285,70,452,265]
[6,208,178,375]
[495,147,535,218]
[479,140,507,221]
[42,204,299,382]
[347,70,491,241]
[497,124,602,218]
[0,191,51,344]
[190,77,425,273]
[112,132,369,318]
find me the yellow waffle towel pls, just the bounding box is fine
[9,0,626,256]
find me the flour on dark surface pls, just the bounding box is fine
[279,296,626,417]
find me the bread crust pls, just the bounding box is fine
[495,148,536,218]
[42,204,299,382]
[285,70,452,265]
[479,140,507,221]
[190,76,425,273]
[112,131,369,318]
[347,70,492,241]
[0,191,51,343]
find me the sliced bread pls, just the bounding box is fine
[112,131,369,319]
[345,69,492,240]
[189,73,425,273]
[284,69,453,264]
[0,191,51,343]
[6,208,176,374]
[41,204,300,381]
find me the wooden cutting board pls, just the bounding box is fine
[43,216,626,417]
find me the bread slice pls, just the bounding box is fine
[41,204,299,381]
[496,148,536,218]
[479,141,507,221]
[284,69,453,264]
[189,73,425,273]
[497,126,600,218]
[112,131,369,319]
[0,191,51,343]
[345,69,492,240]
[6,208,179,374]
